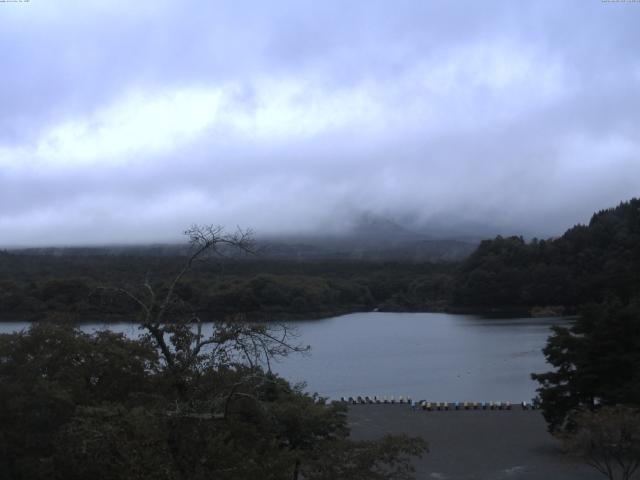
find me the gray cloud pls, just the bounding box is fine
[1,0,639,246]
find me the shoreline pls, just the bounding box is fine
[347,404,599,480]
[0,307,575,324]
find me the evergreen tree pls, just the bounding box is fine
[532,297,640,432]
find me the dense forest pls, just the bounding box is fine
[518,199,640,441]
[0,254,454,321]
[1,198,639,321]
[453,198,640,310]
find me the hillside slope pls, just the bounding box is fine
[453,198,640,309]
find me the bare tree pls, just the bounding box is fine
[109,224,307,376]
[562,406,640,480]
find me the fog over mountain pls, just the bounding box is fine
[1,1,639,247]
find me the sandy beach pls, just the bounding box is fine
[347,404,602,480]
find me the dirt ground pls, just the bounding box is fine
[347,404,603,480]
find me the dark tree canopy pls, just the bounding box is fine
[532,297,640,432]
[0,323,427,480]
[453,198,640,309]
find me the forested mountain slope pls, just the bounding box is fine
[453,198,640,308]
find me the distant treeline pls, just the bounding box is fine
[0,254,455,321]
[1,198,639,321]
[453,198,640,309]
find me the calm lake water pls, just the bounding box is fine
[0,312,569,403]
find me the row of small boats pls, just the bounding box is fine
[340,396,539,410]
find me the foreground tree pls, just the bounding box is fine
[561,406,640,480]
[0,323,160,479]
[0,225,427,480]
[532,297,640,432]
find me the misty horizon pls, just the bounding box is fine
[2,199,633,251]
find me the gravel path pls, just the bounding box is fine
[347,405,603,480]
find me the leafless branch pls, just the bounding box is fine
[103,225,305,388]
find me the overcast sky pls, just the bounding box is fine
[1,0,639,246]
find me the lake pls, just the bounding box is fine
[0,312,569,403]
